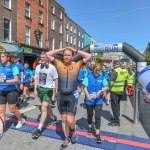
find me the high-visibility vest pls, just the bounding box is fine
[110,67,127,92]
[127,71,135,86]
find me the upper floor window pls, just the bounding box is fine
[70,25,73,32]
[38,31,43,48]
[59,40,62,49]
[39,11,43,24]
[74,28,76,34]
[66,33,69,42]
[39,0,42,5]
[25,26,30,45]
[59,12,63,20]
[78,32,80,37]
[25,3,30,18]
[70,36,72,44]
[82,42,84,48]
[3,0,11,9]
[51,5,55,14]
[66,22,69,29]
[51,19,55,30]
[74,37,76,45]
[59,23,62,34]
[82,34,84,39]
[78,41,80,48]
[50,37,55,50]
[4,18,11,42]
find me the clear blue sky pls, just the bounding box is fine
[56,0,150,52]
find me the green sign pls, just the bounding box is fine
[21,46,32,53]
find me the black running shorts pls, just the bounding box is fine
[0,91,18,104]
[57,92,78,115]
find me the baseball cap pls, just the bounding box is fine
[13,53,20,58]
[113,60,120,65]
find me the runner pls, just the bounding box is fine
[46,47,91,150]
[32,52,58,139]
[100,65,111,105]
[87,60,96,75]
[23,63,32,101]
[13,53,24,108]
[83,64,109,143]
[0,52,25,139]
[13,53,24,90]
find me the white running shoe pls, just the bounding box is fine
[16,118,25,129]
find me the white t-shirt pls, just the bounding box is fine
[35,64,58,88]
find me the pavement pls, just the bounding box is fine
[0,92,149,150]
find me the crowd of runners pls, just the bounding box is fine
[0,47,137,150]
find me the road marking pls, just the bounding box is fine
[19,106,37,114]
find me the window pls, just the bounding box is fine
[74,37,76,45]
[25,26,30,45]
[39,11,43,24]
[70,36,72,44]
[25,3,30,18]
[82,34,84,39]
[3,0,11,9]
[59,23,62,34]
[59,40,62,49]
[66,22,69,29]
[51,5,55,14]
[66,33,68,42]
[74,28,76,34]
[4,18,11,41]
[78,32,80,37]
[50,37,55,50]
[78,41,80,48]
[38,31,42,48]
[51,19,55,30]
[82,42,84,48]
[70,25,72,32]
[60,12,63,19]
[39,0,42,5]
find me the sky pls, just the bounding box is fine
[56,0,150,52]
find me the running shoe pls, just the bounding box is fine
[32,128,41,139]
[16,118,25,129]
[0,132,5,140]
[60,137,71,150]
[50,101,56,108]
[70,127,78,144]
[95,134,102,143]
[87,127,92,134]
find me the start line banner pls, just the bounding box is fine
[90,43,123,53]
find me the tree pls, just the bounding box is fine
[95,53,104,66]
[146,53,150,65]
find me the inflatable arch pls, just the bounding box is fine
[73,43,146,71]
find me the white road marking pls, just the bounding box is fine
[19,106,37,114]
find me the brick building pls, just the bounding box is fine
[48,0,65,50]
[17,0,48,49]
[64,15,77,49]
[0,0,17,42]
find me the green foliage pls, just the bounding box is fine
[146,53,150,65]
[95,53,104,66]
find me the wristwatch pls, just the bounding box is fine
[4,80,6,83]
[76,50,78,54]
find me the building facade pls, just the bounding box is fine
[76,25,85,50]
[0,0,17,42]
[64,15,77,49]
[91,38,96,45]
[84,32,91,47]
[17,0,48,48]
[48,0,65,50]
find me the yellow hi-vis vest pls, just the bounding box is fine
[110,67,127,93]
[127,71,135,86]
